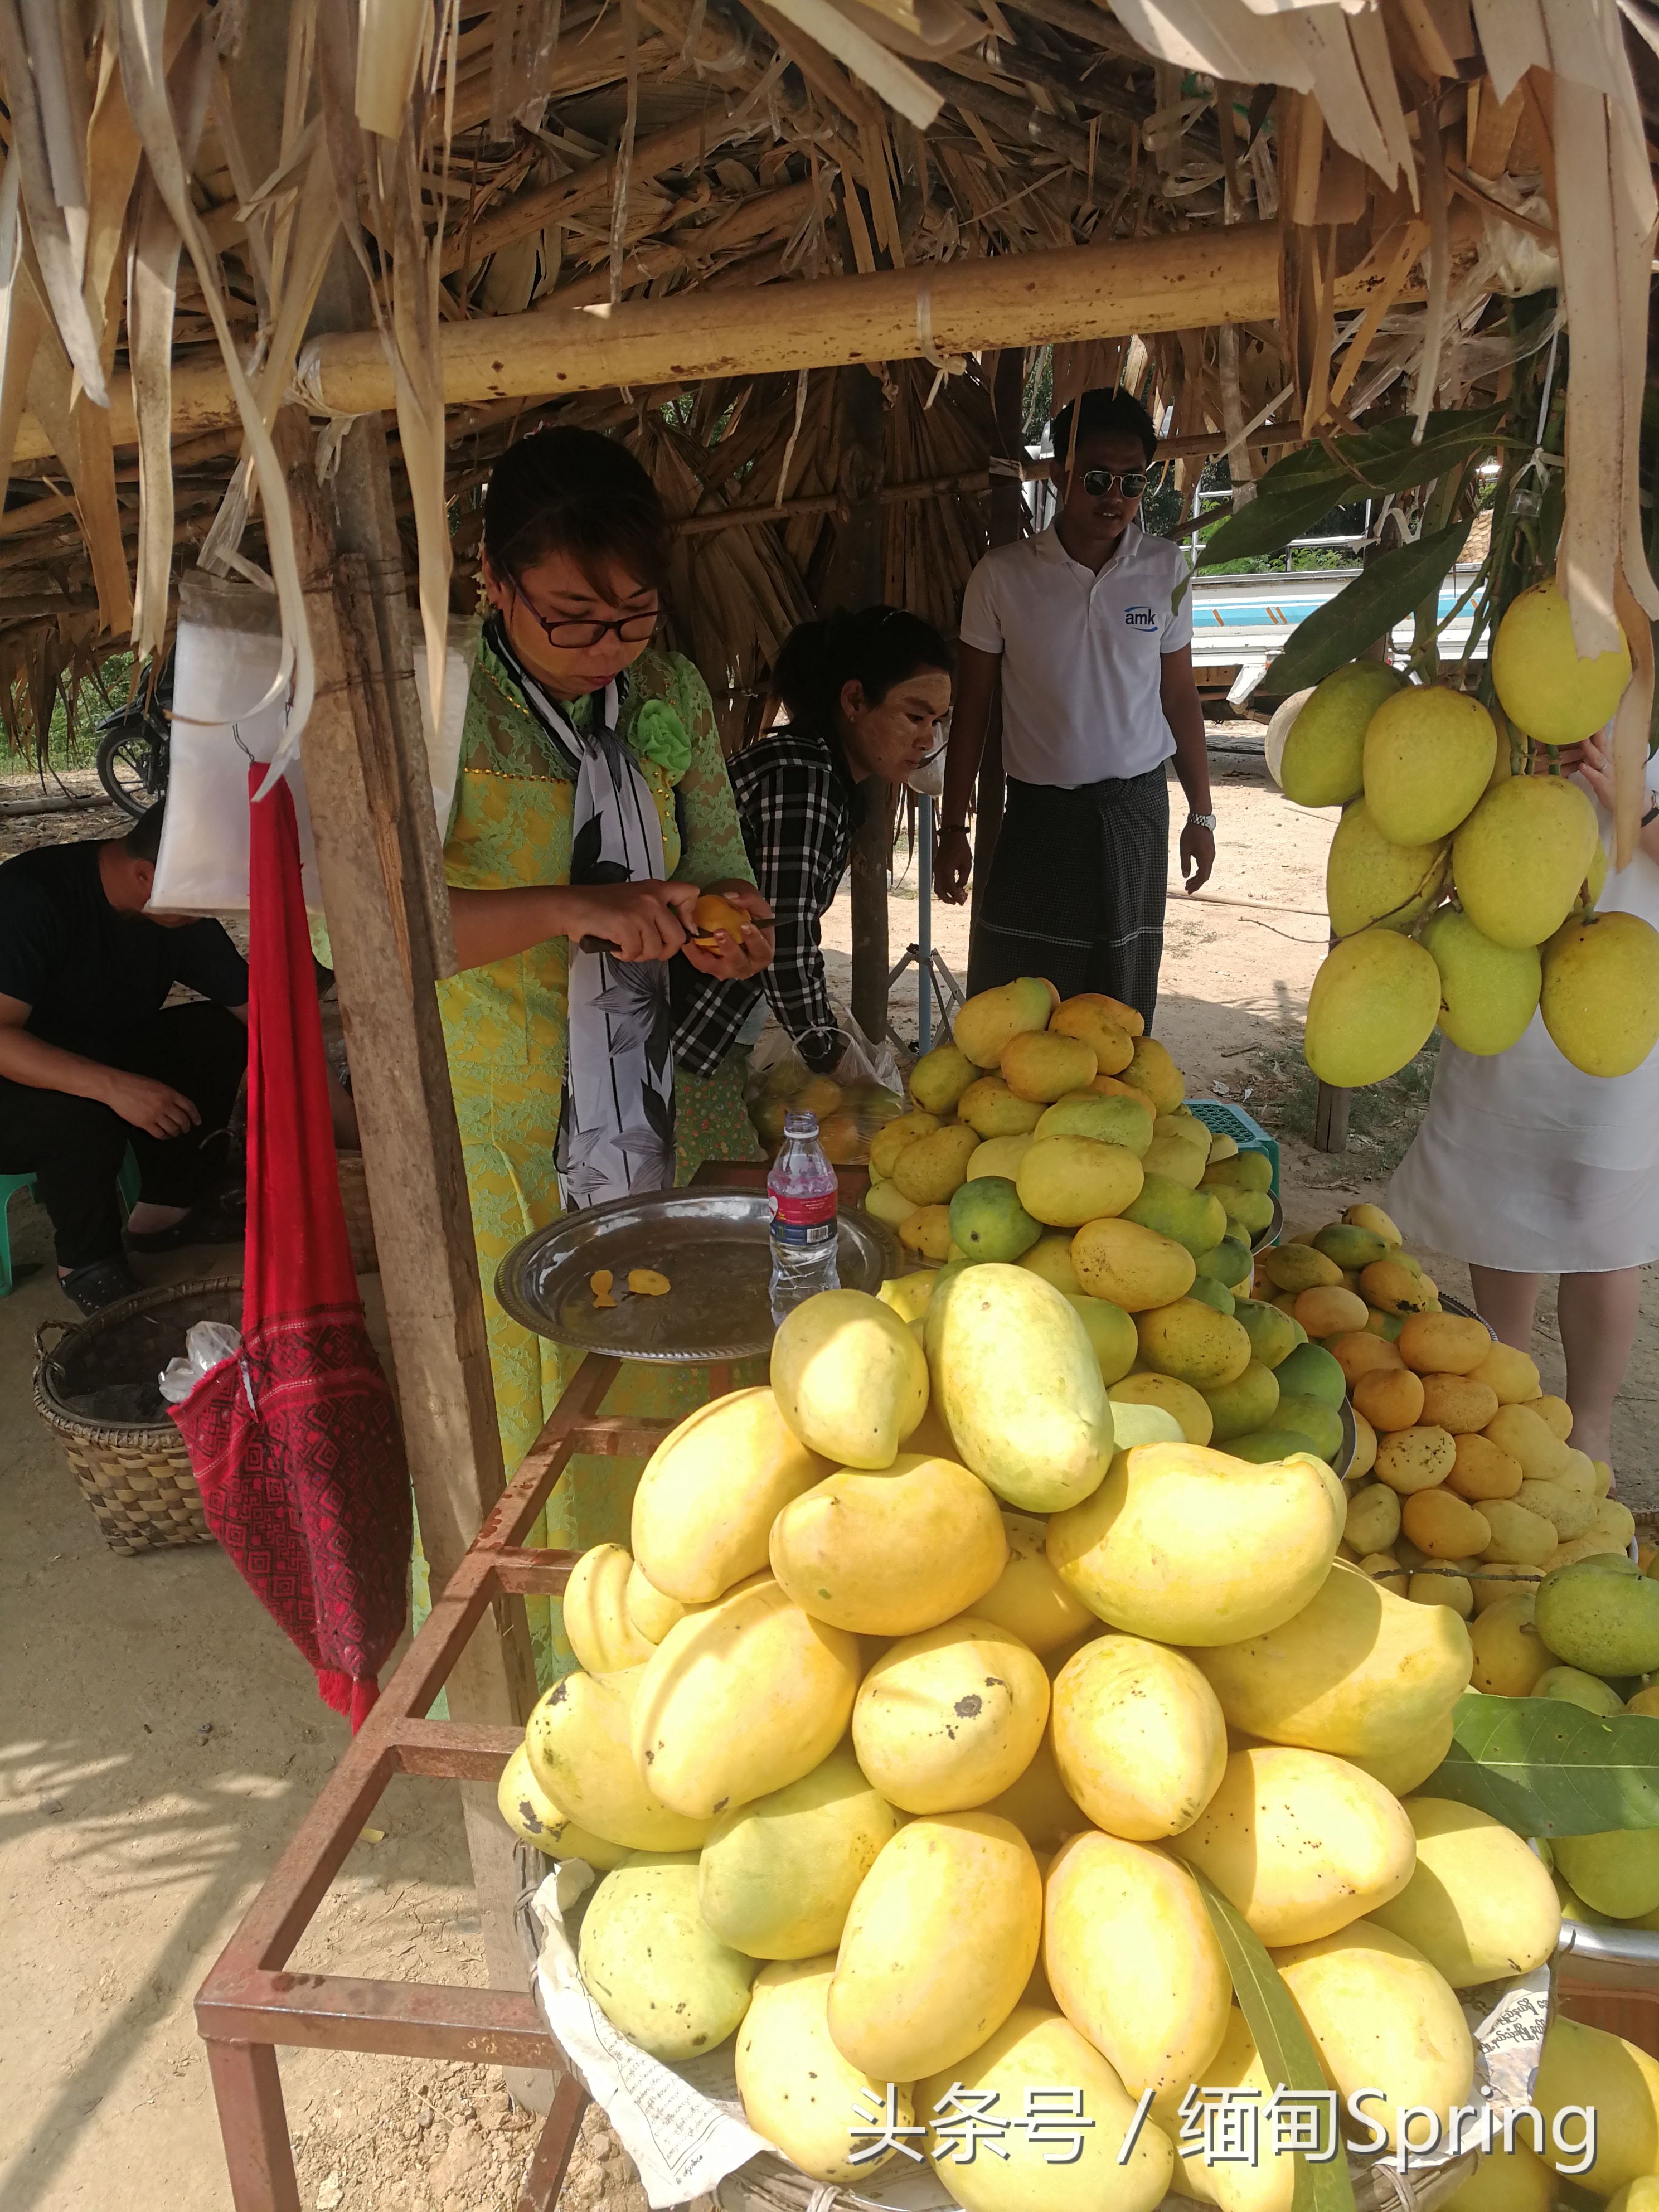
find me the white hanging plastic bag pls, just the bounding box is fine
[151,573,477,917]
[744,1007,906,1161]
[159,1319,243,1403]
[151,573,314,914]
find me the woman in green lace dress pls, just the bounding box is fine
[438,428,773,1678]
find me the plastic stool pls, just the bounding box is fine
[0,1147,144,1298]
[0,1170,34,1298]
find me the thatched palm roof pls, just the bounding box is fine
[0,0,1655,792]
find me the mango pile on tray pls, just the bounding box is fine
[1302,1211,1636,1637]
[487,1262,1649,2210]
[865,978,1350,1477]
[1279,579,1659,1091]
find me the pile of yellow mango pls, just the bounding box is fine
[493,1265,1658,2210]
[864,978,1343,1474]
[1279,1212,1638,1637]
[1282,579,1659,1090]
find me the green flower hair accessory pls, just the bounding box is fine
[633,698,692,779]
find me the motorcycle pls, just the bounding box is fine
[93,664,171,818]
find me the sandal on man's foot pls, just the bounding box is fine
[124,1194,247,1254]
[60,1258,143,1314]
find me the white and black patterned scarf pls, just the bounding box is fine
[488,620,676,1209]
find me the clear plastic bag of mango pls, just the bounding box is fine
[745,1014,905,1165]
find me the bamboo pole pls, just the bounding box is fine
[10,222,1385,462]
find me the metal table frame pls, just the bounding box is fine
[194,1349,720,2212]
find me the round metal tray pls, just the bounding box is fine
[1251,1191,1284,1254]
[1440,1287,1497,1339]
[494,1190,898,1362]
[1555,1917,1659,1985]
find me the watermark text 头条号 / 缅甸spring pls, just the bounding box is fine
[846,2082,1599,2177]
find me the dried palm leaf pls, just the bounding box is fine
[197,130,342,574]
[1410,99,1451,445]
[1555,78,1641,658]
[357,0,432,140]
[115,0,314,777]
[0,0,108,406]
[756,0,943,129]
[0,157,45,525]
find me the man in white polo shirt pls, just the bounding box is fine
[938,387,1214,1025]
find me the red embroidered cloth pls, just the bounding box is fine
[172,768,410,1726]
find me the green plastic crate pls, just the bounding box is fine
[1187,1099,1279,1198]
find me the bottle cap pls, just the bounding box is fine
[783,1110,820,1137]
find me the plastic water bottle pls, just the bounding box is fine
[768,1109,841,1323]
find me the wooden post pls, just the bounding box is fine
[228,15,541,2010]
[969,347,1027,967]
[821,365,891,1045]
[273,408,545,2098]
[1314,1078,1351,1154]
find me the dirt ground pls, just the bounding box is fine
[2,749,1655,2212]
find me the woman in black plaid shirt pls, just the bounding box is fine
[674,607,952,1083]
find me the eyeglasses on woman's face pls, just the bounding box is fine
[514,593,660,651]
[1080,468,1149,499]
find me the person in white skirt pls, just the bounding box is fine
[1388,730,1659,1475]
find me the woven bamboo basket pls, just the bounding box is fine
[336,1151,379,1275]
[32,1277,241,1556]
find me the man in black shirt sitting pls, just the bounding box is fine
[0,802,249,1312]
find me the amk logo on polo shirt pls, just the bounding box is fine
[1124,604,1157,630]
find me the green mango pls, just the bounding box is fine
[1233,1298,1301,1370]
[1272,1393,1345,1462]
[1195,1240,1254,1289]
[1536,1556,1659,1678]
[1202,1360,1282,1444]
[1225,1427,1329,1466]
[1216,1186,1277,1236]
[1065,1293,1139,1384]
[949,1175,1043,1264]
[1312,1223,1390,1270]
[1201,1150,1273,1195]
[1122,1173,1228,1258]
[1272,1342,1348,1409]
[1034,1095,1154,1156]
[1535,1666,1625,1718]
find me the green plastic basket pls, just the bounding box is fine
[1187,1099,1280,1197]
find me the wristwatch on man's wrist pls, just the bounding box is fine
[1187,812,1217,831]
[939,822,971,835]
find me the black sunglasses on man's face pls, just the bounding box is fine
[1079,468,1149,498]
